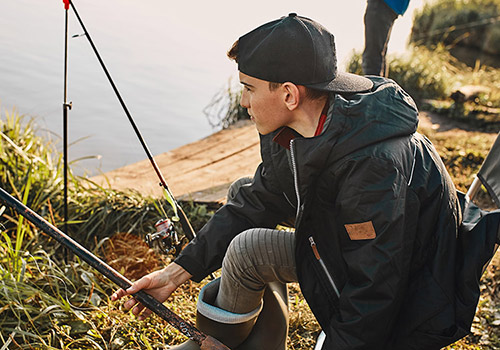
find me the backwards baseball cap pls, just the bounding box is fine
[237,13,373,93]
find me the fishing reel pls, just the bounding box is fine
[146,218,181,255]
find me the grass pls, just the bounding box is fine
[346,43,500,137]
[409,0,500,53]
[347,44,500,104]
[0,110,213,349]
[203,77,250,130]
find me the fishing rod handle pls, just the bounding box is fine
[0,186,230,350]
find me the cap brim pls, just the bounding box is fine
[305,72,373,93]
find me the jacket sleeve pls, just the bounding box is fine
[323,156,419,349]
[174,162,293,282]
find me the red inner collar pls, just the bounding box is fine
[314,99,330,137]
[272,98,329,149]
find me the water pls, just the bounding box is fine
[0,0,421,176]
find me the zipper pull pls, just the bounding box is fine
[309,236,321,260]
[309,235,341,298]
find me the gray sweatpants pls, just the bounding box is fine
[214,178,298,314]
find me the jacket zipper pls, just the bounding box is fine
[309,236,340,298]
[291,139,340,298]
[289,139,303,225]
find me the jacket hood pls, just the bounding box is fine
[287,76,419,210]
[326,76,418,162]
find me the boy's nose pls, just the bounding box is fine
[240,90,249,108]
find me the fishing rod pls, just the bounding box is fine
[0,186,229,350]
[62,0,71,256]
[66,0,195,243]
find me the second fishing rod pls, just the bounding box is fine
[67,0,195,244]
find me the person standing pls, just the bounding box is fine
[363,0,410,76]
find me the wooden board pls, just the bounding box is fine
[90,123,261,204]
[89,111,497,205]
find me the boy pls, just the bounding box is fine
[112,14,462,349]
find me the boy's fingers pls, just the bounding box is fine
[111,288,126,301]
[132,303,147,316]
[125,284,138,294]
[123,297,139,310]
[111,278,145,301]
[137,308,153,320]
[115,294,152,320]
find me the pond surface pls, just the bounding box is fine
[0,0,420,176]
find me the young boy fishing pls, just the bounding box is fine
[112,14,464,349]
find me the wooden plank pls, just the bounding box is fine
[90,123,261,203]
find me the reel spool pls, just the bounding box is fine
[146,218,180,255]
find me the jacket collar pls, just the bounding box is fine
[264,77,419,207]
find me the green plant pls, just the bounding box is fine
[346,45,456,101]
[0,173,33,282]
[203,78,249,129]
[410,0,500,56]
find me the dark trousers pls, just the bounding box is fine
[362,0,399,77]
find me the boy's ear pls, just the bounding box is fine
[282,82,300,111]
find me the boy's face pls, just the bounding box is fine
[239,72,291,135]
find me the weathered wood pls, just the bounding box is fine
[90,123,261,204]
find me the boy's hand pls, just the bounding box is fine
[111,262,192,320]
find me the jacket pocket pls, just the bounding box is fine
[309,236,340,298]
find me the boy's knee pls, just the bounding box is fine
[227,177,253,201]
[223,229,257,273]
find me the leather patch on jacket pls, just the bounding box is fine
[345,221,376,240]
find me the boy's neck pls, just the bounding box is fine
[288,96,329,137]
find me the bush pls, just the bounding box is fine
[346,45,456,101]
[346,44,500,132]
[0,110,215,348]
[410,0,500,55]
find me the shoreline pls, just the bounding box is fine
[90,121,260,204]
[90,111,495,204]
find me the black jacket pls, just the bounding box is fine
[176,77,464,349]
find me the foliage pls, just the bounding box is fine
[347,45,455,101]
[203,78,250,130]
[0,110,215,348]
[346,44,500,132]
[410,0,500,55]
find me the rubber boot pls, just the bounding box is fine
[235,282,289,350]
[168,278,262,349]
